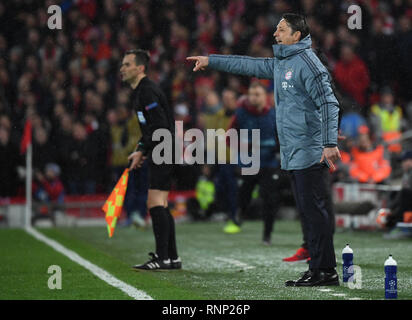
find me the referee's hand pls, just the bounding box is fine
[320,146,341,172]
[128,151,146,170]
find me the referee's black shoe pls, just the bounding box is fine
[132,252,172,271]
[286,269,339,287]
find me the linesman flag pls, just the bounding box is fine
[102,168,129,237]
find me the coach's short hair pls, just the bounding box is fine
[125,49,150,72]
[281,13,309,41]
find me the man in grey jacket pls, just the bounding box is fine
[187,13,341,287]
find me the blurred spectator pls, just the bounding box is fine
[65,121,99,194]
[365,16,397,90]
[33,163,64,204]
[53,113,74,185]
[83,111,109,188]
[39,35,63,67]
[370,87,405,154]
[333,44,370,107]
[83,28,112,62]
[32,126,56,172]
[31,162,65,226]
[385,150,412,229]
[0,113,19,146]
[339,111,367,141]
[212,88,238,233]
[348,125,391,184]
[194,76,215,113]
[230,82,286,241]
[396,14,412,101]
[187,164,217,221]
[199,90,222,130]
[107,106,139,177]
[172,99,201,190]
[0,124,20,198]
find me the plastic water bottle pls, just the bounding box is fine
[342,244,354,285]
[384,255,397,299]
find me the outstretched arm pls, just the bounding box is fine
[187,55,274,79]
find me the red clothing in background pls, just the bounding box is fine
[334,55,370,107]
[33,178,64,201]
[349,145,391,183]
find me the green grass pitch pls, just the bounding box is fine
[1,220,411,300]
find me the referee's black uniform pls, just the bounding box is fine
[132,76,175,190]
[131,76,178,263]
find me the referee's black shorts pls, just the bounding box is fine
[148,161,175,191]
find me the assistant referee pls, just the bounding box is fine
[120,49,181,271]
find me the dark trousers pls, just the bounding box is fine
[239,167,284,239]
[298,172,335,251]
[387,188,412,228]
[127,161,149,218]
[216,164,238,222]
[289,163,336,271]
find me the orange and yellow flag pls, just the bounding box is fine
[102,168,129,237]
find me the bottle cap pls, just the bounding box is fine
[342,244,353,254]
[384,255,397,266]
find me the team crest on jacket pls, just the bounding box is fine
[285,70,293,80]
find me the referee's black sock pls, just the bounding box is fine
[166,207,178,260]
[149,206,170,260]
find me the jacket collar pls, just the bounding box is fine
[272,35,312,59]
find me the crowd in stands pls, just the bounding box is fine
[1,0,412,211]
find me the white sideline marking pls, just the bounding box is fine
[317,288,362,300]
[331,293,347,297]
[215,257,255,270]
[25,227,153,300]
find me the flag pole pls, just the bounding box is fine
[25,143,32,228]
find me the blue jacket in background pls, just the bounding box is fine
[209,35,339,171]
[234,103,279,169]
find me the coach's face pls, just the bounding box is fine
[273,19,300,45]
[120,54,141,82]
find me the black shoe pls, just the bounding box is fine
[132,252,171,271]
[285,269,313,287]
[262,235,271,246]
[171,257,182,270]
[294,269,340,287]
